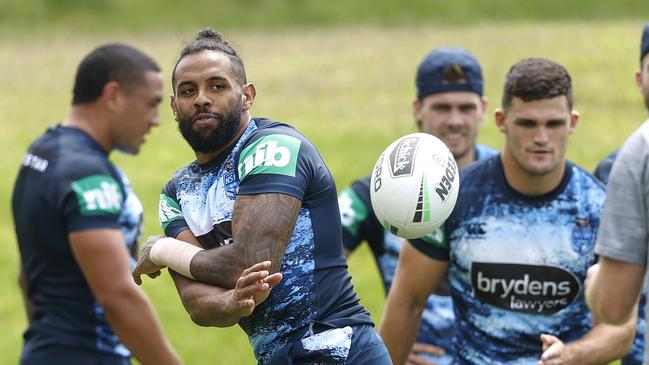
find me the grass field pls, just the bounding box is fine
[1,19,646,364]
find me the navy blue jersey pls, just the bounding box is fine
[338,143,496,364]
[593,150,619,185]
[12,126,143,359]
[411,156,605,365]
[159,118,373,364]
[474,143,499,162]
[594,149,644,365]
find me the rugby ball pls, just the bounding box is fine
[370,133,459,239]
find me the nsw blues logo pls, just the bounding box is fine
[223,159,238,199]
[571,216,595,255]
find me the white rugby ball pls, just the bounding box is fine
[370,133,459,239]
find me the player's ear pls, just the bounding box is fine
[413,98,423,130]
[102,81,123,112]
[479,96,488,121]
[170,94,179,122]
[412,98,422,117]
[568,110,579,134]
[242,83,256,111]
[494,108,506,133]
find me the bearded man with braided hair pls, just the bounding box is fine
[133,28,392,365]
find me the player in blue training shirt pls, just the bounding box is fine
[380,58,636,365]
[132,28,391,365]
[588,22,649,365]
[12,44,182,365]
[338,47,496,365]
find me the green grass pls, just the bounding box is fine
[1,21,641,364]
[0,0,648,33]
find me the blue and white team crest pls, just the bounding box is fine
[223,159,238,199]
[571,216,595,255]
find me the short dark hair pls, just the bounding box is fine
[72,43,160,105]
[172,28,246,90]
[501,58,573,111]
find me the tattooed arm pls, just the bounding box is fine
[188,193,301,289]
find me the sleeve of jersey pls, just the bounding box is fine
[338,185,369,251]
[408,225,450,261]
[159,180,190,238]
[59,163,123,232]
[236,131,318,200]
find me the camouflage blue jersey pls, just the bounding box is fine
[410,155,605,364]
[594,149,645,365]
[159,118,373,364]
[13,126,144,361]
[338,143,497,364]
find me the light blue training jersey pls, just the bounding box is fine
[410,155,605,364]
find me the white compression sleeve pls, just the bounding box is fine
[150,237,203,279]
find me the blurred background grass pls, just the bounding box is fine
[2,1,648,364]
[1,0,648,32]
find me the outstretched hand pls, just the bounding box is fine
[228,261,283,317]
[132,235,167,285]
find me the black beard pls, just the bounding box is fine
[177,99,243,154]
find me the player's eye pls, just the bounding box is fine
[547,120,567,128]
[515,119,536,128]
[459,104,477,113]
[179,88,195,96]
[432,104,451,112]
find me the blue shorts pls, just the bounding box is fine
[267,323,392,365]
[20,345,131,365]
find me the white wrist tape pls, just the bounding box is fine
[150,237,203,280]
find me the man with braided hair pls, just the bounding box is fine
[133,28,392,365]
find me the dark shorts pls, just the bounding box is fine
[20,345,131,365]
[267,323,392,365]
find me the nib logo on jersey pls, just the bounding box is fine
[72,175,123,216]
[389,136,419,177]
[238,134,301,182]
[471,262,580,314]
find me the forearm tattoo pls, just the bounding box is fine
[190,193,300,288]
[233,194,300,274]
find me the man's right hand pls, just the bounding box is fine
[228,261,283,317]
[132,235,166,285]
[407,342,445,365]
